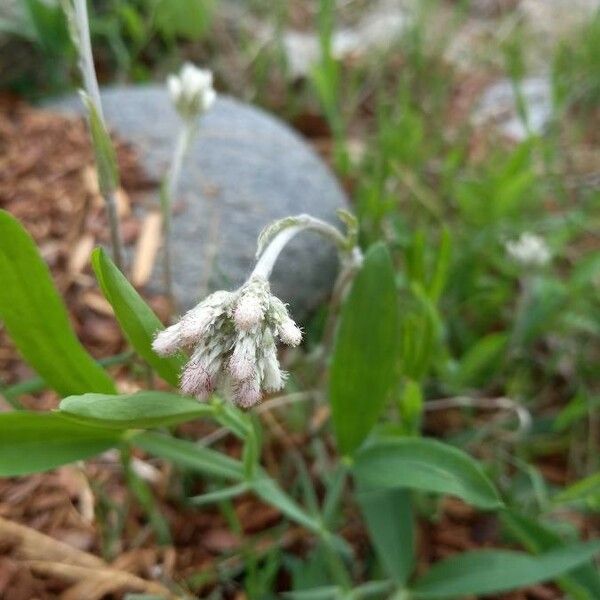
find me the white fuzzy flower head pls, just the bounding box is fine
[506,233,551,267]
[152,276,301,408]
[167,62,216,121]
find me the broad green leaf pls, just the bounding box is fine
[0,412,120,476]
[59,391,213,429]
[329,243,400,455]
[133,431,243,481]
[501,511,600,600]
[356,486,414,585]
[0,210,116,396]
[452,332,508,389]
[554,472,600,505]
[92,247,185,386]
[411,540,600,599]
[353,438,503,510]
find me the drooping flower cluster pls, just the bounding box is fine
[505,232,551,267]
[153,276,302,407]
[167,62,216,121]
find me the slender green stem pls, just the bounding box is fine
[120,446,172,546]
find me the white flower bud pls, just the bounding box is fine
[261,349,285,392]
[506,233,550,267]
[168,62,216,121]
[278,318,302,347]
[233,377,261,408]
[180,361,212,399]
[152,323,183,356]
[229,335,257,381]
[234,294,264,331]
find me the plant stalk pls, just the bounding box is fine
[161,122,196,307]
[69,0,125,269]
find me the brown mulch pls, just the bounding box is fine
[0,98,569,599]
[0,95,158,400]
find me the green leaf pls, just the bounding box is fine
[59,391,213,429]
[154,0,214,40]
[411,540,600,599]
[356,486,414,585]
[252,477,324,536]
[284,587,339,600]
[133,431,243,481]
[452,332,508,389]
[397,379,423,436]
[0,210,116,396]
[554,472,600,505]
[0,412,121,476]
[329,243,400,455]
[80,93,119,197]
[25,0,70,53]
[353,438,503,510]
[92,247,185,386]
[189,482,250,506]
[427,227,452,303]
[501,511,600,600]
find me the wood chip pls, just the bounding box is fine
[132,210,162,287]
[80,290,114,317]
[68,235,95,276]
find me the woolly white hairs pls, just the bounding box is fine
[506,233,550,267]
[167,62,216,121]
[153,276,301,407]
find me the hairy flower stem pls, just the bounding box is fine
[72,0,103,119]
[162,122,196,309]
[105,190,124,271]
[252,217,358,280]
[66,0,124,269]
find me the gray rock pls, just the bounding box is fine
[48,85,348,320]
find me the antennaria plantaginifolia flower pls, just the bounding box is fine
[153,213,361,407]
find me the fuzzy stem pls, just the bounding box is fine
[73,0,103,120]
[71,0,124,269]
[252,226,303,279]
[104,190,124,270]
[162,122,196,307]
[252,217,360,280]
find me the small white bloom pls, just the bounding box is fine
[229,334,257,381]
[168,62,216,121]
[260,340,285,393]
[234,293,265,331]
[277,318,302,347]
[153,275,301,408]
[233,377,262,409]
[506,233,551,267]
[152,322,183,356]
